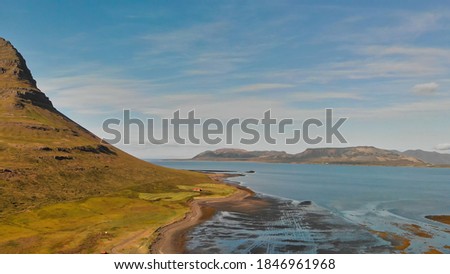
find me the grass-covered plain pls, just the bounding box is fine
[0,181,236,253]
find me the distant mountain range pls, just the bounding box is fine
[192,147,450,167]
[400,150,450,165]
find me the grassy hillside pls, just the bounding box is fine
[0,37,235,253]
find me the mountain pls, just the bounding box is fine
[192,146,428,167]
[0,37,196,215]
[401,149,450,165]
[0,37,221,253]
[193,148,293,161]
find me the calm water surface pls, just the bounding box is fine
[151,160,450,253]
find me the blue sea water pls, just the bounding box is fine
[150,160,450,253]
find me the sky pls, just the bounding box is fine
[1,0,450,158]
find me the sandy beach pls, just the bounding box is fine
[150,173,268,254]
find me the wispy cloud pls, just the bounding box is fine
[267,59,441,84]
[435,143,450,151]
[320,10,450,44]
[361,45,450,58]
[368,11,445,41]
[292,92,363,101]
[413,82,439,94]
[39,73,285,119]
[267,43,450,84]
[184,51,250,76]
[336,98,450,119]
[140,22,229,55]
[39,74,167,115]
[231,83,295,93]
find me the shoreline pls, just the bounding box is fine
[168,159,450,169]
[149,170,450,254]
[425,215,450,226]
[150,173,262,254]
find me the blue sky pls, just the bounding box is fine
[1,1,450,158]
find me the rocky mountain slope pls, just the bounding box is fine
[0,37,223,253]
[0,37,212,216]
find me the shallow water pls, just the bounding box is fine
[151,160,450,253]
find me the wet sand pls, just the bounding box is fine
[151,172,390,254]
[150,173,450,254]
[185,197,390,254]
[150,173,268,254]
[425,215,450,226]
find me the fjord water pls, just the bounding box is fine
[152,160,450,253]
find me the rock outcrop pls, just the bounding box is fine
[0,37,54,110]
[0,37,36,88]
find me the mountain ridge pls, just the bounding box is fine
[0,37,37,89]
[192,146,438,167]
